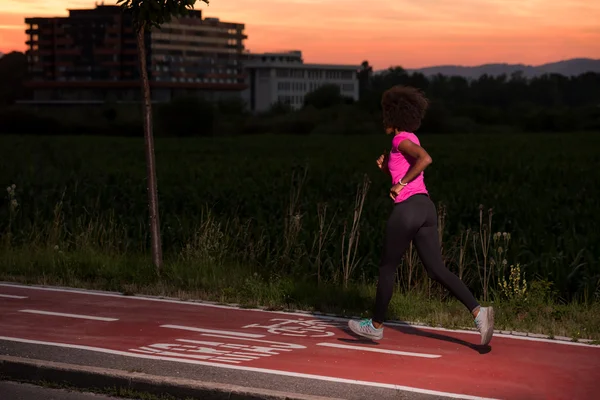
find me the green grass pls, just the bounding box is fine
[1,246,599,340]
[0,132,599,340]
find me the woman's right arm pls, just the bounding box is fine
[376,152,391,175]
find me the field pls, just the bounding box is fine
[1,132,599,340]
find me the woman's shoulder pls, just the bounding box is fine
[392,131,420,147]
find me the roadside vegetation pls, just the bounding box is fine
[1,133,599,341]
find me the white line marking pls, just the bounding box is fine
[197,334,307,348]
[0,294,28,299]
[178,338,305,350]
[2,283,598,348]
[160,325,265,338]
[19,309,118,322]
[180,336,306,349]
[0,336,499,400]
[316,342,441,359]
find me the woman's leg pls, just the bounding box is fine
[413,198,494,345]
[372,205,421,324]
[413,225,480,313]
[348,199,423,340]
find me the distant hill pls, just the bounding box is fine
[402,58,600,79]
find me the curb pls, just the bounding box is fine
[0,355,340,400]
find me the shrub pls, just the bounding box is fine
[155,96,216,137]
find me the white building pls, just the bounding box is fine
[242,51,360,112]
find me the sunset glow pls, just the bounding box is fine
[1,0,598,69]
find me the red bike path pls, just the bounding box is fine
[0,283,598,400]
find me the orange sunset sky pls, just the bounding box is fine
[0,0,598,69]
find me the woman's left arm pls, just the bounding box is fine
[397,139,432,184]
[389,139,432,199]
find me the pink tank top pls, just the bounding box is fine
[388,132,429,203]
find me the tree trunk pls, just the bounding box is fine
[136,24,163,273]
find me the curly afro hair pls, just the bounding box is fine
[381,85,429,133]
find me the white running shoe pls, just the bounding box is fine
[475,306,495,345]
[348,318,384,341]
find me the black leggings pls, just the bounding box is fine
[373,194,479,323]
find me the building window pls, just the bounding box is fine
[342,83,354,92]
[277,95,292,104]
[325,70,342,79]
[275,69,289,78]
[277,81,292,91]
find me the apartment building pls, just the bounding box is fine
[242,51,359,112]
[23,5,247,103]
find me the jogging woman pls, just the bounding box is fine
[348,85,494,346]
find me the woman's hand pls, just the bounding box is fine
[376,152,389,174]
[389,183,405,200]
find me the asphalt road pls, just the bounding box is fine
[0,341,436,400]
[0,381,121,400]
[2,283,599,400]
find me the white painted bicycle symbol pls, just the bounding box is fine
[242,318,343,338]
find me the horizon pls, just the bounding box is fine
[1,47,596,70]
[1,0,599,70]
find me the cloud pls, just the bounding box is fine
[0,24,24,30]
[1,0,94,14]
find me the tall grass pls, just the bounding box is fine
[0,132,599,339]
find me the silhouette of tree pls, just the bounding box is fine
[0,52,27,106]
[117,0,209,272]
[304,84,345,109]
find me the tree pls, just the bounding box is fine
[0,52,27,106]
[357,61,372,95]
[303,84,345,109]
[156,96,216,137]
[117,0,209,272]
